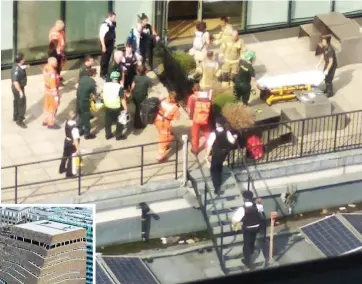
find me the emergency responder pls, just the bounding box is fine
[154,91,180,162]
[232,191,264,269]
[49,20,66,80]
[140,13,160,68]
[79,55,96,81]
[199,51,220,90]
[127,21,143,61]
[213,16,233,62]
[77,68,97,139]
[102,71,125,140]
[59,110,80,178]
[221,30,245,87]
[107,50,125,84]
[11,53,28,128]
[99,11,117,79]
[43,57,61,129]
[205,116,237,194]
[122,43,139,90]
[187,85,213,155]
[234,50,256,106]
[316,35,337,98]
[120,89,136,138]
[131,65,152,129]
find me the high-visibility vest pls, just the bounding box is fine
[193,90,213,125]
[156,100,179,121]
[102,82,122,109]
[49,29,66,54]
[43,64,59,96]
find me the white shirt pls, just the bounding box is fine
[232,201,264,223]
[66,120,80,140]
[207,127,236,148]
[99,19,113,39]
[133,28,142,54]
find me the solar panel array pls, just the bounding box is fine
[96,262,114,284]
[301,215,362,257]
[342,214,362,235]
[103,257,159,284]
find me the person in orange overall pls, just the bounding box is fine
[43,57,61,129]
[49,20,66,81]
[187,83,213,155]
[154,91,180,162]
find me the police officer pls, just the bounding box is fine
[316,35,337,98]
[99,11,117,79]
[11,53,28,128]
[59,110,80,178]
[205,116,237,195]
[77,68,97,139]
[232,191,264,269]
[102,71,125,140]
[122,44,139,90]
[234,50,256,106]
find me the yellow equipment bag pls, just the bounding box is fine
[72,153,84,175]
[90,99,104,112]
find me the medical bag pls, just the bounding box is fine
[246,135,264,160]
[140,97,160,125]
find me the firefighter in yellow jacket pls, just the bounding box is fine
[221,30,245,88]
[213,17,233,61]
[191,51,221,90]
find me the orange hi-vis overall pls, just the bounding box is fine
[43,64,60,126]
[154,99,180,160]
[190,90,213,153]
[49,28,66,56]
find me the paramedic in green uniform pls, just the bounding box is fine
[77,68,97,139]
[234,50,256,106]
[78,55,95,81]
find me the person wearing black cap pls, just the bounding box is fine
[11,53,28,128]
[205,116,237,194]
[232,191,264,269]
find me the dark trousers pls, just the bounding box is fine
[142,45,153,69]
[12,87,27,122]
[210,151,229,193]
[234,83,251,105]
[243,226,260,268]
[324,67,336,97]
[56,53,63,76]
[59,139,76,176]
[124,71,135,90]
[104,107,122,138]
[133,99,146,129]
[100,44,114,77]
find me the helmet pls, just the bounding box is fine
[118,111,130,125]
[110,71,121,81]
[243,50,256,62]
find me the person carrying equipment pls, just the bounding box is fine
[119,89,136,138]
[43,57,61,129]
[154,92,180,162]
[49,20,66,80]
[102,71,126,140]
[221,30,245,88]
[213,16,233,61]
[234,50,256,106]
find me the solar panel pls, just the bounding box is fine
[96,262,114,284]
[103,257,159,284]
[342,214,362,235]
[300,215,362,257]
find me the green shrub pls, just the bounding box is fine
[212,91,235,114]
[172,50,196,75]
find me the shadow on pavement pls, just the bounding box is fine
[334,69,354,93]
[81,145,112,175]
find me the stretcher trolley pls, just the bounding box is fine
[257,70,325,106]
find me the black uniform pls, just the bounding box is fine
[323,45,337,97]
[101,20,116,77]
[210,128,234,194]
[59,119,79,177]
[122,53,138,89]
[141,24,155,68]
[242,203,262,268]
[234,59,255,105]
[78,64,91,81]
[132,74,151,129]
[77,76,96,136]
[11,63,27,124]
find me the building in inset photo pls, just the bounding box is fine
[0,206,94,284]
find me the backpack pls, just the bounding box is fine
[140,97,160,125]
[127,29,136,46]
[193,95,211,125]
[193,32,205,51]
[246,135,264,160]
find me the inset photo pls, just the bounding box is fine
[0,205,95,284]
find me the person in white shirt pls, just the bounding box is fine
[232,191,265,269]
[99,11,117,79]
[205,116,237,194]
[59,110,80,178]
[189,21,211,67]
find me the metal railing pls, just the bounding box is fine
[1,140,179,204]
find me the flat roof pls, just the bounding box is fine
[14,220,84,236]
[1,207,30,212]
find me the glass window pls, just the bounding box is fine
[65,1,108,54]
[1,0,14,65]
[247,0,289,29]
[17,1,61,61]
[291,1,332,22]
[335,1,362,14]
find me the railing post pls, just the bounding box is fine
[204,184,207,206]
[15,166,18,204]
[78,154,81,196]
[141,145,144,186]
[266,128,271,162]
[181,135,188,186]
[247,175,251,192]
[175,140,179,180]
[300,120,306,157]
[333,114,339,152]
